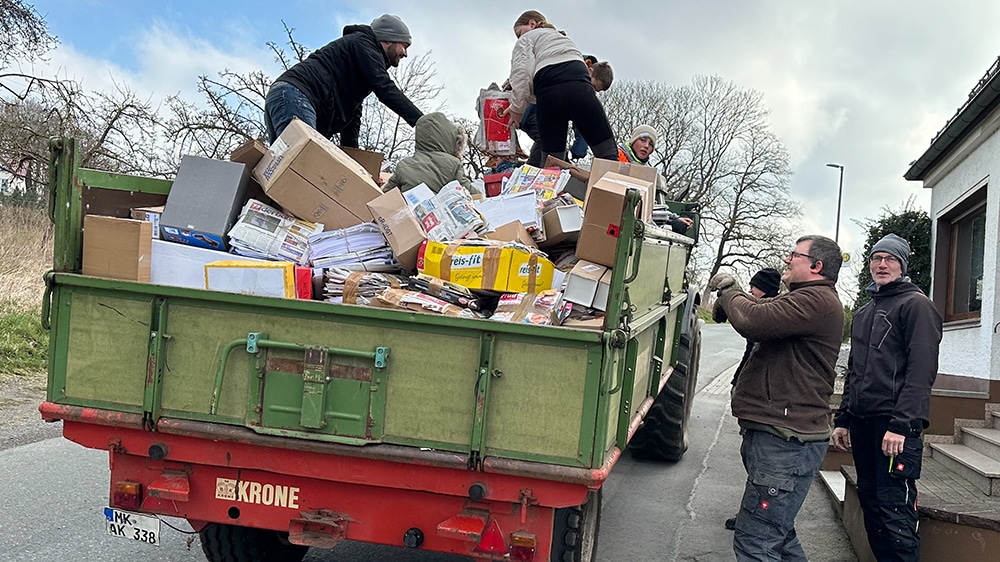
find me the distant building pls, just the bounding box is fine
[905,56,997,420]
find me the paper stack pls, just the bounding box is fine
[402,182,490,242]
[322,267,406,305]
[308,223,400,271]
[227,199,324,265]
[504,165,570,200]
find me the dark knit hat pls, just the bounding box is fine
[371,14,411,45]
[749,268,781,298]
[871,233,910,274]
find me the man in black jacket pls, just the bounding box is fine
[832,233,942,562]
[264,14,423,147]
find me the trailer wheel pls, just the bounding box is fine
[199,523,308,562]
[628,323,701,462]
[550,489,602,562]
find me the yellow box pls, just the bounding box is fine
[417,240,555,293]
[204,260,295,298]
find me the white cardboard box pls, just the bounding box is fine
[563,260,608,308]
[593,269,613,312]
[150,239,267,290]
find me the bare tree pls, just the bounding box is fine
[0,0,54,67]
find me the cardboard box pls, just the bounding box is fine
[417,240,556,293]
[563,260,608,308]
[594,268,613,312]
[587,159,657,221]
[561,315,605,330]
[576,175,630,268]
[230,139,268,169]
[160,155,250,251]
[82,215,152,282]
[484,221,538,249]
[539,204,583,249]
[205,260,295,299]
[340,146,384,184]
[130,205,164,239]
[367,188,426,273]
[150,239,266,289]
[254,118,381,229]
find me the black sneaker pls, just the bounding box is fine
[724,517,737,530]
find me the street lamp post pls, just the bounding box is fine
[826,163,844,244]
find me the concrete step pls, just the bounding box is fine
[818,470,845,518]
[930,442,1000,496]
[960,427,1000,461]
[991,411,1000,430]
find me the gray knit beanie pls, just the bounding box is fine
[371,14,411,45]
[871,233,910,274]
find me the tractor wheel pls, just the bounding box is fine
[550,489,602,562]
[199,523,309,562]
[628,324,702,462]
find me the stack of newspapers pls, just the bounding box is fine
[308,223,400,271]
[402,182,490,242]
[321,268,406,305]
[227,199,323,265]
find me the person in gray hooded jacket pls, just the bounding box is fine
[382,112,477,194]
[832,233,942,562]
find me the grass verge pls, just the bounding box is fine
[0,301,48,379]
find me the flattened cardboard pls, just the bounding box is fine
[254,119,381,229]
[367,188,427,272]
[587,159,657,221]
[160,155,250,250]
[82,215,152,282]
[484,221,538,249]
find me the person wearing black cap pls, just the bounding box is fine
[264,13,423,147]
[832,233,942,561]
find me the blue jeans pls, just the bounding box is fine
[264,81,317,143]
[733,429,829,562]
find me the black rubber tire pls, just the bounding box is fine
[550,489,602,562]
[628,324,701,462]
[199,523,309,562]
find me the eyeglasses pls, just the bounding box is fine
[869,254,899,265]
[787,250,816,263]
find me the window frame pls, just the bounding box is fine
[934,184,987,323]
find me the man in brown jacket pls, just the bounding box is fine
[709,234,844,562]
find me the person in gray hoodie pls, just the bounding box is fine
[833,233,942,562]
[382,112,477,194]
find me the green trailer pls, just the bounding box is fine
[40,137,702,562]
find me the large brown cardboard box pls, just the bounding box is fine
[254,118,382,229]
[82,215,152,281]
[576,175,630,268]
[340,146,385,185]
[366,188,426,272]
[587,158,657,221]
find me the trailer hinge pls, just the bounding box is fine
[468,450,482,471]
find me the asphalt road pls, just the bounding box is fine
[0,323,855,562]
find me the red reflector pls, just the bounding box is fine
[510,544,536,561]
[113,481,141,511]
[473,520,508,555]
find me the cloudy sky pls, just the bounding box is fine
[18,0,1000,268]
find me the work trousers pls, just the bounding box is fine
[850,417,921,562]
[532,61,617,164]
[733,428,828,562]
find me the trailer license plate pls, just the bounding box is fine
[104,507,161,546]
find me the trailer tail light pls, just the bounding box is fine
[509,532,537,561]
[472,520,508,556]
[113,481,142,511]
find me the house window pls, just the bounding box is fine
[936,186,986,322]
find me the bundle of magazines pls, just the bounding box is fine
[322,267,406,305]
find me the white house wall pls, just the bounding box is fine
[926,119,999,383]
